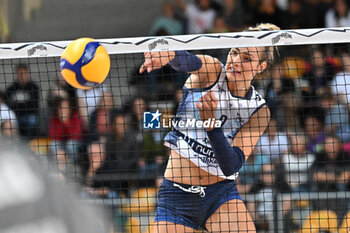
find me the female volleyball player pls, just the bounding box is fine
[140,23,279,232]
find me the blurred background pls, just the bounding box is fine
[1,1,350,233]
[2,0,347,43]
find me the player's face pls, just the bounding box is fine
[225,47,267,82]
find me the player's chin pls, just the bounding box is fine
[226,72,241,81]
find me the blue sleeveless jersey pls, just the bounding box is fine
[164,65,266,180]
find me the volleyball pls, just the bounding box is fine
[60,38,110,89]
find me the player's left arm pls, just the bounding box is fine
[232,105,270,160]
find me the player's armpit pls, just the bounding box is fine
[232,105,270,159]
[185,55,222,89]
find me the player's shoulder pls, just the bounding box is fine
[185,57,222,89]
[205,58,224,85]
[249,104,270,127]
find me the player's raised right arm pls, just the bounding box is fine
[139,51,222,89]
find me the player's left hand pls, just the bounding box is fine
[139,51,175,74]
[196,91,218,130]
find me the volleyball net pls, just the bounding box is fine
[1,28,350,232]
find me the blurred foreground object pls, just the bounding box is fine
[0,137,110,233]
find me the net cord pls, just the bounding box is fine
[1,27,350,59]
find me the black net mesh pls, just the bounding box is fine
[0,40,350,232]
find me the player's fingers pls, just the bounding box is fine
[202,99,211,110]
[139,62,150,74]
[141,59,154,73]
[195,102,203,111]
[139,53,152,73]
[206,91,218,108]
[144,52,151,59]
[209,91,218,107]
[139,64,146,74]
[203,93,216,110]
[211,90,218,99]
[147,65,154,73]
[198,96,205,105]
[203,92,212,102]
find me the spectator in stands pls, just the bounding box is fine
[283,0,307,29]
[220,0,245,32]
[331,52,350,107]
[209,15,229,33]
[302,108,326,154]
[105,111,140,175]
[45,73,79,134]
[53,148,83,186]
[263,63,298,130]
[48,98,85,162]
[127,96,167,173]
[304,0,332,28]
[250,0,284,27]
[174,0,216,34]
[84,141,119,199]
[5,64,40,139]
[237,148,270,194]
[312,135,349,191]
[281,134,316,192]
[248,163,291,231]
[77,85,109,126]
[150,1,184,36]
[247,164,275,230]
[1,120,17,137]
[321,93,350,142]
[129,96,148,142]
[302,48,335,106]
[47,73,78,113]
[0,91,17,136]
[325,0,350,27]
[267,65,303,132]
[89,92,115,142]
[255,118,289,161]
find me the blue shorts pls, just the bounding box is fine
[154,178,242,231]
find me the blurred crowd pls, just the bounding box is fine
[2,0,350,232]
[2,46,350,231]
[0,63,168,198]
[149,0,350,37]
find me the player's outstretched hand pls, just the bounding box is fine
[139,51,175,74]
[196,91,218,130]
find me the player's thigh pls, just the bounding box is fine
[153,221,196,233]
[205,199,256,233]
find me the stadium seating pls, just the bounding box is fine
[122,187,157,214]
[29,137,51,156]
[339,211,350,233]
[125,217,141,233]
[300,210,338,233]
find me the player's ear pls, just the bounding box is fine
[258,61,267,73]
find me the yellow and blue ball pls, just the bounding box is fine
[60,38,110,89]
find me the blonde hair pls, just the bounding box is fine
[248,23,280,31]
[247,23,280,64]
